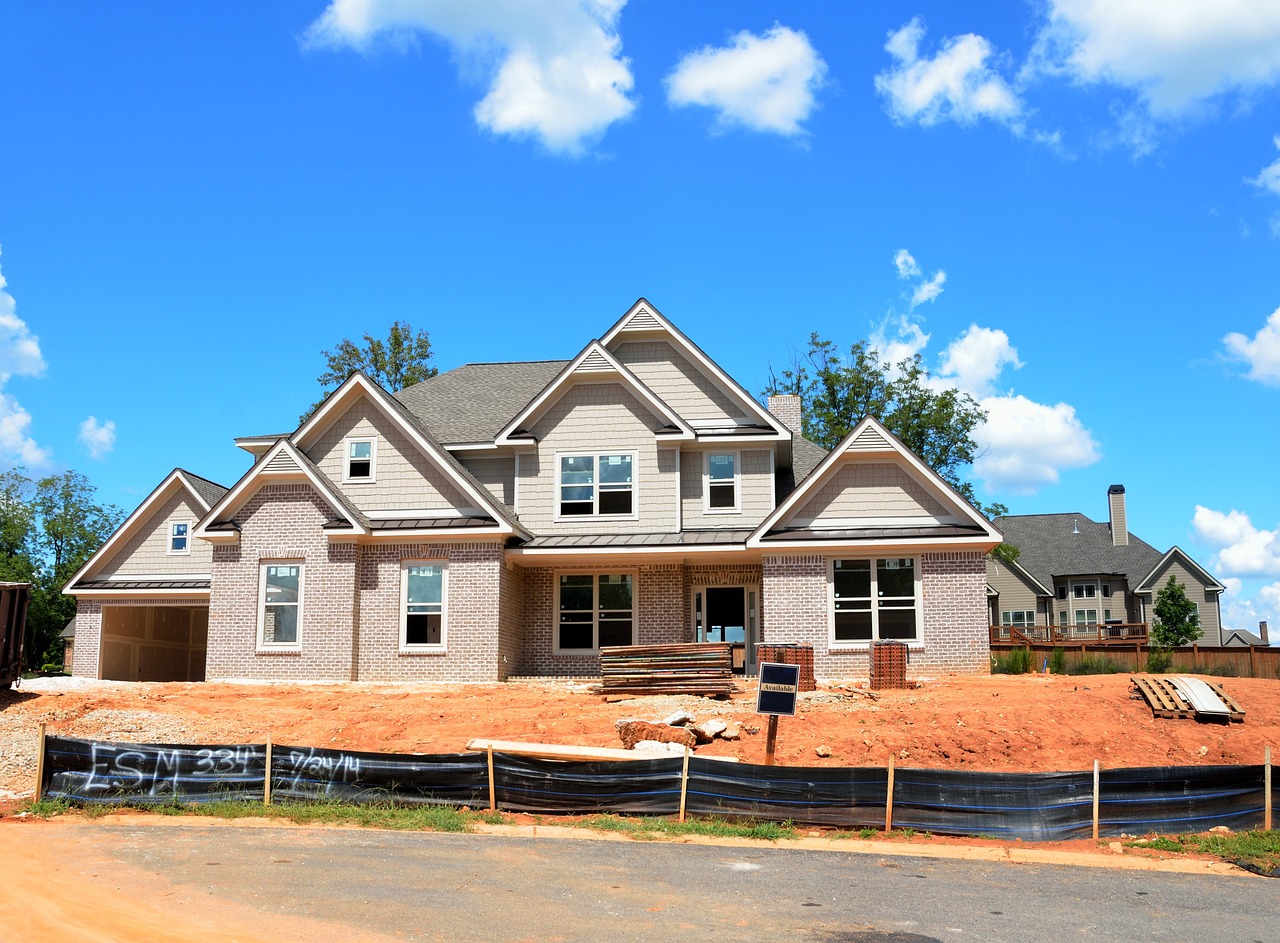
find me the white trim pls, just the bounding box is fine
[553,450,640,522]
[513,452,521,515]
[552,569,637,655]
[495,342,695,445]
[673,449,682,531]
[703,450,741,514]
[257,561,304,652]
[768,447,776,511]
[827,556,923,648]
[343,436,377,483]
[399,560,448,653]
[166,521,193,555]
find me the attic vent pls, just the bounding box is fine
[847,425,890,452]
[622,308,661,331]
[265,450,300,473]
[576,349,614,373]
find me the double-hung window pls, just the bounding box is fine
[346,438,376,482]
[401,562,446,650]
[705,452,738,511]
[259,563,302,648]
[557,572,634,651]
[169,522,190,554]
[559,453,634,517]
[831,558,919,644]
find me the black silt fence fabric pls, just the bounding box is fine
[491,754,683,815]
[892,768,1095,841]
[269,744,490,806]
[43,736,267,804]
[684,759,887,828]
[1098,765,1266,836]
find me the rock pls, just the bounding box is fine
[721,722,741,741]
[815,745,832,758]
[632,740,688,756]
[689,719,728,743]
[1197,745,1209,756]
[617,720,696,750]
[1108,842,1123,854]
[614,717,639,730]
[661,709,696,727]
[1209,825,1233,834]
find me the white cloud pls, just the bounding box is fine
[870,315,930,368]
[910,270,946,308]
[1223,306,1280,385]
[1192,505,1280,577]
[875,18,1023,127]
[971,395,1100,494]
[79,416,116,460]
[1222,577,1280,632]
[305,0,635,154]
[0,250,49,469]
[665,25,827,136]
[890,249,946,310]
[1030,0,1280,116]
[937,325,1023,397]
[1248,135,1280,196]
[893,249,921,279]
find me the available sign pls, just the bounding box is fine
[756,662,800,717]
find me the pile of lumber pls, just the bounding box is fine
[1130,675,1245,722]
[599,643,736,698]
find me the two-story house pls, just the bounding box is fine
[65,300,1002,684]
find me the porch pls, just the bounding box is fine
[989,622,1149,645]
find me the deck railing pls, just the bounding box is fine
[989,622,1149,645]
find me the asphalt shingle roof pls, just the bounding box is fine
[994,512,1165,591]
[180,469,228,510]
[395,361,570,445]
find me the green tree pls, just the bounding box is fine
[1150,575,1202,649]
[302,320,439,422]
[0,469,36,583]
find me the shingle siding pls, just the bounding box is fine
[793,461,948,523]
[611,340,742,423]
[90,491,212,578]
[459,455,516,507]
[680,448,773,529]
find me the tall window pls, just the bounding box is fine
[705,452,738,511]
[169,522,190,554]
[346,438,375,481]
[557,573,634,651]
[559,454,634,517]
[831,558,919,643]
[259,563,302,648]
[401,562,446,649]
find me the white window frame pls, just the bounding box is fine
[257,561,304,651]
[828,557,923,648]
[703,451,740,514]
[400,560,447,653]
[553,570,636,654]
[1072,581,1097,600]
[167,521,191,555]
[555,451,638,521]
[1000,610,1035,627]
[344,437,377,483]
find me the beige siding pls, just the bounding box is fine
[792,461,949,524]
[306,398,474,512]
[459,454,516,507]
[517,382,676,534]
[611,340,743,424]
[1145,559,1221,641]
[92,489,212,578]
[986,559,1045,625]
[680,448,774,529]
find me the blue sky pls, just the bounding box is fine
[3,1,1280,631]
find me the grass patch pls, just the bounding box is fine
[1063,655,1123,675]
[1122,831,1280,874]
[570,813,797,841]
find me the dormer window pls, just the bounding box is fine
[169,522,190,554]
[705,452,739,512]
[346,438,376,482]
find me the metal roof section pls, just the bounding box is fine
[73,579,212,591]
[494,341,695,445]
[395,360,569,445]
[519,529,756,549]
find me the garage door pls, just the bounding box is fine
[99,606,207,682]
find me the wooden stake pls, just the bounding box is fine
[1092,759,1101,841]
[1265,746,1272,832]
[487,747,497,813]
[678,745,691,823]
[885,754,896,833]
[33,723,46,803]
[263,733,273,806]
[764,715,779,767]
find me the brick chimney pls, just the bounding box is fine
[768,394,803,437]
[1260,621,1270,645]
[1108,484,1128,547]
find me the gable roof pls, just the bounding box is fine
[64,468,227,592]
[495,340,695,444]
[1134,546,1226,594]
[396,360,569,445]
[994,512,1164,591]
[748,415,1001,550]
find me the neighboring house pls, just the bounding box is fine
[66,299,1001,684]
[987,485,1227,644]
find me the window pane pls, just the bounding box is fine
[709,482,735,509]
[264,605,298,644]
[879,608,917,640]
[558,612,593,649]
[834,609,872,641]
[833,560,871,600]
[708,454,735,480]
[559,575,594,611]
[349,441,372,459]
[598,618,633,648]
[172,523,188,536]
[599,455,632,484]
[560,501,595,515]
[561,456,594,483]
[598,490,632,515]
[598,574,632,610]
[406,565,442,605]
[877,559,914,598]
[266,566,299,603]
[405,613,441,646]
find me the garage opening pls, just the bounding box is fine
[99,606,207,682]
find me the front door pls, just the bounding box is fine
[693,585,759,675]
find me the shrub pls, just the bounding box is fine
[992,647,1033,675]
[1049,647,1066,674]
[1064,655,1122,675]
[1145,648,1173,673]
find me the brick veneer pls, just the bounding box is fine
[762,551,990,681]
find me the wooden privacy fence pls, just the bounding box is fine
[33,730,1277,842]
[989,642,1280,679]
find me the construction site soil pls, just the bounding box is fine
[3,672,1278,801]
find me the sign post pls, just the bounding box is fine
[756,662,801,767]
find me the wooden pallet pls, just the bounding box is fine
[1130,676,1246,722]
[599,643,736,698]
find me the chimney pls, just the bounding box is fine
[1107,484,1128,547]
[1261,621,1270,646]
[768,394,803,437]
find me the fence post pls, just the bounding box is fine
[1266,746,1273,832]
[884,754,895,833]
[263,732,273,806]
[33,723,46,802]
[1092,760,1100,841]
[678,745,690,823]
[487,747,497,813]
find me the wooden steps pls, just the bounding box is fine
[1130,676,1246,722]
[599,643,736,699]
